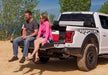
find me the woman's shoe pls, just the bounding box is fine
[34,58,40,63]
[26,57,33,61]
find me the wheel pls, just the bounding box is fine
[39,57,49,63]
[77,44,98,71]
[32,55,49,64]
[59,58,65,60]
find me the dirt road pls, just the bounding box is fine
[0,41,108,75]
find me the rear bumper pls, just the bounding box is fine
[54,44,82,57]
[11,40,82,57]
[64,47,82,57]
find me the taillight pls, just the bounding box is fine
[21,24,24,36]
[65,31,75,43]
[21,29,23,36]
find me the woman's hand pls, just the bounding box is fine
[41,42,45,46]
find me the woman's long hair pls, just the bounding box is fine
[41,13,51,28]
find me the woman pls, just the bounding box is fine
[27,13,53,62]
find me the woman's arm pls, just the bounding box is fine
[37,24,42,39]
[43,22,50,44]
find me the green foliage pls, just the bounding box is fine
[34,9,41,23]
[0,0,40,40]
[59,0,91,13]
[49,14,55,25]
[97,1,108,14]
[40,11,55,25]
[41,11,48,15]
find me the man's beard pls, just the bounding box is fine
[26,17,31,21]
[26,17,32,23]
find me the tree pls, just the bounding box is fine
[49,14,55,25]
[34,9,41,23]
[41,11,48,15]
[40,11,55,25]
[0,0,40,40]
[97,1,108,14]
[59,0,91,13]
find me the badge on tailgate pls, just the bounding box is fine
[54,44,65,48]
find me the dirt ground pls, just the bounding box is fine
[0,41,108,75]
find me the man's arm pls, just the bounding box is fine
[23,29,38,39]
[22,28,26,36]
[27,29,38,37]
[23,20,39,39]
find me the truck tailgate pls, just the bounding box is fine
[18,40,65,50]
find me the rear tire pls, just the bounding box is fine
[32,55,49,63]
[39,57,49,63]
[59,57,65,60]
[77,44,98,71]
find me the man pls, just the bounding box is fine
[8,11,38,63]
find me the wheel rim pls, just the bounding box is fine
[86,47,97,67]
[87,51,95,65]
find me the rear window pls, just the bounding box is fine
[60,14,94,21]
[59,14,95,27]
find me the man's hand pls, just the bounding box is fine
[22,35,29,39]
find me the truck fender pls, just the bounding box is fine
[80,33,99,56]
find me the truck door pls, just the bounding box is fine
[99,15,108,53]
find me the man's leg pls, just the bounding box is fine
[19,37,35,63]
[9,36,24,62]
[23,37,36,57]
[13,36,24,56]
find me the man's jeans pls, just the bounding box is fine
[13,36,36,57]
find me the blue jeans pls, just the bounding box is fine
[13,36,36,57]
[42,37,53,43]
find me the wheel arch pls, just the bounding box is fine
[81,33,99,56]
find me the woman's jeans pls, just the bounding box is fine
[13,36,36,57]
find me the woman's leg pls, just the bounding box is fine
[29,38,45,59]
[30,39,40,57]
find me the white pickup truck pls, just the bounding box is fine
[17,12,108,71]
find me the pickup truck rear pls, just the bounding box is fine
[11,12,108,71]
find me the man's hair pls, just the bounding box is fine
[25,10,32,15]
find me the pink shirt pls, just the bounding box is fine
[37,21,53,44]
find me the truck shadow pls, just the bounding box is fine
[98,56,108,65]
[13,56,108,75]
[13,58,78,75]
